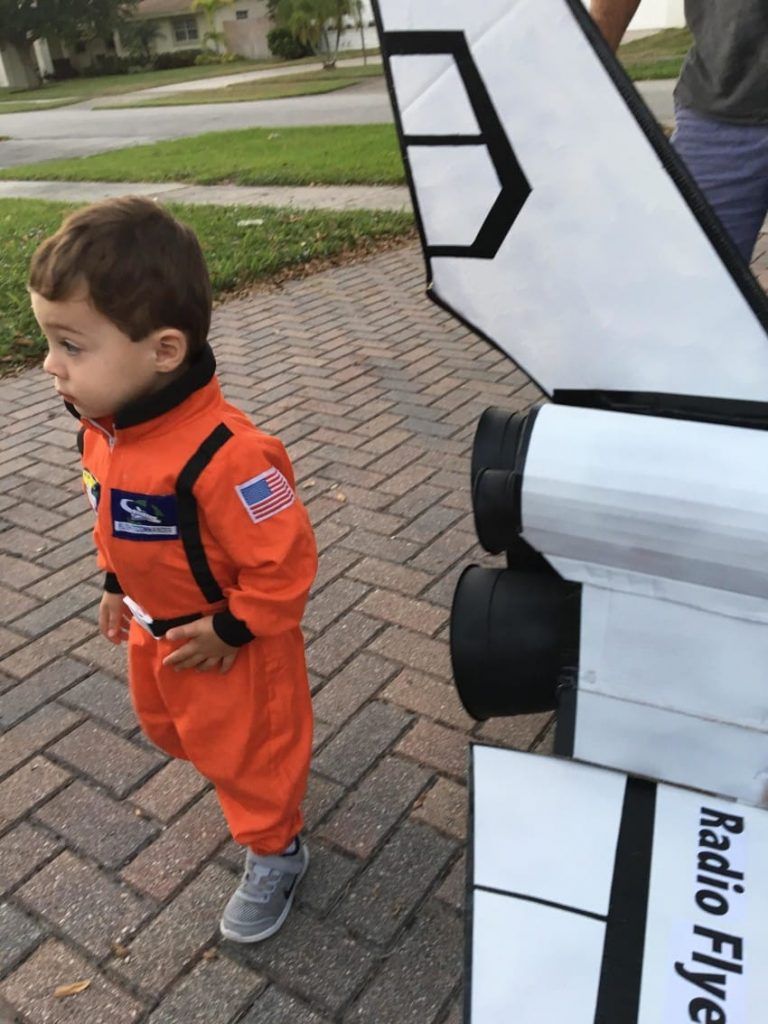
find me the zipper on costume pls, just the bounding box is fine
[86,418,117,449]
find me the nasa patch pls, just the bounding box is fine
[111,489,179,541]
[82,468,101,511]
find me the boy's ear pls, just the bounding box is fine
[152,327,188,373]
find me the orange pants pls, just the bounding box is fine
[127,620,313,854]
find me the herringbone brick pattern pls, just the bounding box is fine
[0,243,549,1024]
[8,229,762,1023]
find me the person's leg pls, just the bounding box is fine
[154,627,312,854]
[672,105,768,263]
[151,628,313,942]
[127,620,188,760]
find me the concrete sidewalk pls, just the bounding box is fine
[0,179,411,212]
[92,56,383,107]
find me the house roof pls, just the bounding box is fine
[135,0,196,17]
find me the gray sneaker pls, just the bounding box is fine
[219,838,309,943]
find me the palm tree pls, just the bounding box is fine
[191,0,232,54]
[353,0,366,64]
[276,0,353,68]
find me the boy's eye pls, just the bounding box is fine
[60,340,80,354]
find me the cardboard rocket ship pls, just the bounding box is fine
[371,0,768,1019]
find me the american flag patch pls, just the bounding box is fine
[235,468,295,524]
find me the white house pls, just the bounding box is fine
[117,0,275,62]
[625,0,685,32]
[1,0,682,90]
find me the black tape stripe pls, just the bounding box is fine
[384,29,531,261]
[553,388,768,431]
[553,674,578,756]
[593,777,657,1024]
[476,883,607,922]
[176,423,233,604]
[404,133,483,146]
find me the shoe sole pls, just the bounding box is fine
[219,845,310,944]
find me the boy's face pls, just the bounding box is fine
[32,286,182,421]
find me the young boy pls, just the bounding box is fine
[28,196,317,943]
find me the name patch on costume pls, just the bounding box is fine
[235,467,295,525]
[111,489,179,540]
[82,468,101,511]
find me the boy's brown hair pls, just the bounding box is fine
[29,196,212,359]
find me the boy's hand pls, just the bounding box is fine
[163,616,238,673]
[99,592,131,644]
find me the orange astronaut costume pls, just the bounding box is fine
[75,345,317,854]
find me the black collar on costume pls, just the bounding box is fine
[115,343,216,429]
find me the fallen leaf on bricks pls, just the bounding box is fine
[111,942,130,959]
[54,980,91,998]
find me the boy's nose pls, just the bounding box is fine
[43,351,60,377]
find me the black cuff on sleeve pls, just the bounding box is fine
[104,572,123,595]
[213,610,255,647]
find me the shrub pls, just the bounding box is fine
[193,51,239,65]
[267,27,312,61]
[50,58,79,80]
[152,48,203,70]
[82,54,132,77]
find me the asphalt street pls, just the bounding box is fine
[0,77,674,169]
[0,79,391,168]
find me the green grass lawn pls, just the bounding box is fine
[0,98,79,114]
[104,63,383,108]
[619,27,692,80]
[0,198,414,371]
[0,124,405,186]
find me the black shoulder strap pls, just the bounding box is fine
[176,423,234,603]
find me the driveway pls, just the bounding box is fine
[0,77,675,170]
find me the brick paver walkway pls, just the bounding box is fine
[3,236,767,1024]
[0,244,548,1024]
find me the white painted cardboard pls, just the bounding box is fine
[521,404,768,603]
[470,746,768,1024]
[573,691,768,808]
[473,744,624,914]
[375,0,768,401]
[472,890,605,1023]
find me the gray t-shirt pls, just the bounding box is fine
[675,0,768,124]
